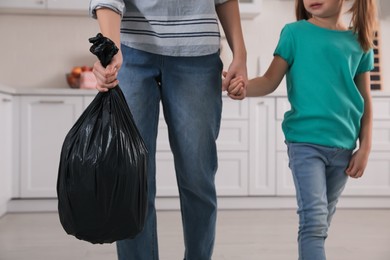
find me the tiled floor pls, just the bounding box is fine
[0,209,389,260]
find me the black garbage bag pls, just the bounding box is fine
[57,33,148,244]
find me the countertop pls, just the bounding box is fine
[1,83,390,97]
[0,84,97,96]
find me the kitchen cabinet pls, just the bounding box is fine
[155,97,250,196]
[239,0,262,19]
[274,97,295,195]
[248,98,276,195]
[3,87,390,211]
[47,0,89,12]
[0,0,45,10]
[0,0,259,17]
[0,93,13,216]
[343,97,390,195]
[19,95,83,197]
[0,0,90,14]
[83,95,96,108]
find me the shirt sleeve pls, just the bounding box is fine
[89,0,125,19]
[356,49,374,74]
[273,25,295,66]
[215,0,231,5]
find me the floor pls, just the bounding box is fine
[0,209,389,260]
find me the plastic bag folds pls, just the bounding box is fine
[57,34,148,244]
[57,87,148,244]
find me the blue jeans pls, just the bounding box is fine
[286,142,352,260]
[116,45,223,260]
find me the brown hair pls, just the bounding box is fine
[295,0,378,52]
[295,0,311,21]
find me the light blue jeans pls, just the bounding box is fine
[286,142,353,260]
[116,45,223,260]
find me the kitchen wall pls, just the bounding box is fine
[0,0,389,91]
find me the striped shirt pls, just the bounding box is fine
[90,0,229,56]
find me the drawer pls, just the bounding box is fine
[276,120,286,151]
[158,97,249,120]
[276,97,290,120]
[372,120,390,151]
[343,151,390,196]
[222,97,249,120]
[372,98,390,120]
[155,151,249,197]
[217,120,249,150]
[157,119,249,151]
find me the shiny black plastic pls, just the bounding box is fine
[57,34,148,244]
[89,33,119,68]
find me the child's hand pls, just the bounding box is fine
[228,76,246,99]
[345,148,370,178]
[223,71,246,100]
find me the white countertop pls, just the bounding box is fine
[269,88,390,97]
[1,83,390,97]
[0,84,97,96]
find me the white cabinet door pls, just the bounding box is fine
[155,97,250,197]
[156,98,249,196]
[276,152,295,195]
[0,0,89,13]
[239,0,262,19]
[0,93,13,216]
[371,98,390,151]
[249,97,276,195]
[155,152,178,197]
[216,152,249,196]
[274,97,295,195]
[0,0,46,9]
[47,0,89,11]
[155,151,249,197]
[343,152,390,196]
[343,97,390,196]
[83,95,96,109]
[20,95,83,198]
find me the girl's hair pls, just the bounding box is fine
[295,0,378,52]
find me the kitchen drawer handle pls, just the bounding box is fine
[2,98,12,103]
[39,100,65,104]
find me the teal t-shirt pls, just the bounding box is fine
[274,20,374,149]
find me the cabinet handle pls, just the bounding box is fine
[39,100,65,104]
[2,98,11,103]
[36,0,45,5]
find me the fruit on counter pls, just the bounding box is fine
[81,65,93,72]
[66,73,80,88]
[71,66,83,77]
[67,65,95,88]
[71,66,93,77]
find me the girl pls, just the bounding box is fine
[227,0,377,259]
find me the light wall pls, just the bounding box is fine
[0,14,99,88]
[0,0,388,91]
